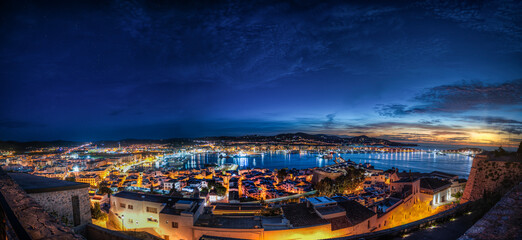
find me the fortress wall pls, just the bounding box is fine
[461,154,521,203]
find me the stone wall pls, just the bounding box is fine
[0,170,82,239]
[83,223,140,240]
[458,182,522,240]
[461,154,522,203]
[29,187,91,227]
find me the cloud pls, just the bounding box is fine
[323,113,336,129]
[432,131,468,135]
[353,121,458,131]
[501,127,522,135]
[463,116,522,135]
[376,79,522,117]
[375,104,426,117]
[418,0,522,50]
[447,137,470,141]
[465,116,522,125]
[419,119,441,124]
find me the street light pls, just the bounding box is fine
[121,215,125,231]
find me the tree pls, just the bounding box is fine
[91,202,105,220]
[257,207,282,216]
[316,177,335,196]
[200,187,209,195]
[98,181,112,195]
[315,167,365,196]
[452,191,463,200]
[215,185,227,196]
[98,186,112,196]
[65,176,76,182]
[335,167,365,194]
[277,168,288,182]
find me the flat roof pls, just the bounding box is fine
[281,203,329,228]
[112,191,203,205]
[307,196,336,206]
[335,199,376,226]
[8,173,89,194]
[316,205,346,216]
[195,214,262,229]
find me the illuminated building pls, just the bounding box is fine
[109,191,204,240]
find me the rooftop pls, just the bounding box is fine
[315,205,346,216]
[112,191,203,206]
[213,203,263,214]
[281,203,328,228]
[307,196,336,206]
[430,171,458,179]
[420,178,452,191]
[194,214,262,229]
[335,199,376,226]
[8,173,89,193]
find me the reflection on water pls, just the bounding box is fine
[185,152,473,178]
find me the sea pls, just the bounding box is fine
[184,151,474,179]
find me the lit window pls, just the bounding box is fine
[146,207,157,213]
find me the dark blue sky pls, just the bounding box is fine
[1,0,521,147]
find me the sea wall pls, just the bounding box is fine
[461,153,522,203]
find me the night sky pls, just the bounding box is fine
[1,0,521,147]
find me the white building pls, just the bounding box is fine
[109,191,204,240]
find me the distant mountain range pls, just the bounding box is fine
[201,132,417,146]
[0,132,416,151]
[0,140,79,152]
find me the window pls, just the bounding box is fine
[367,220,370,229]
[128,205,133,210]
[147,218,158,223]
[128,219,133,224]
[146,207,157,213]
[172,222,178,228]
[120,203,126,208]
